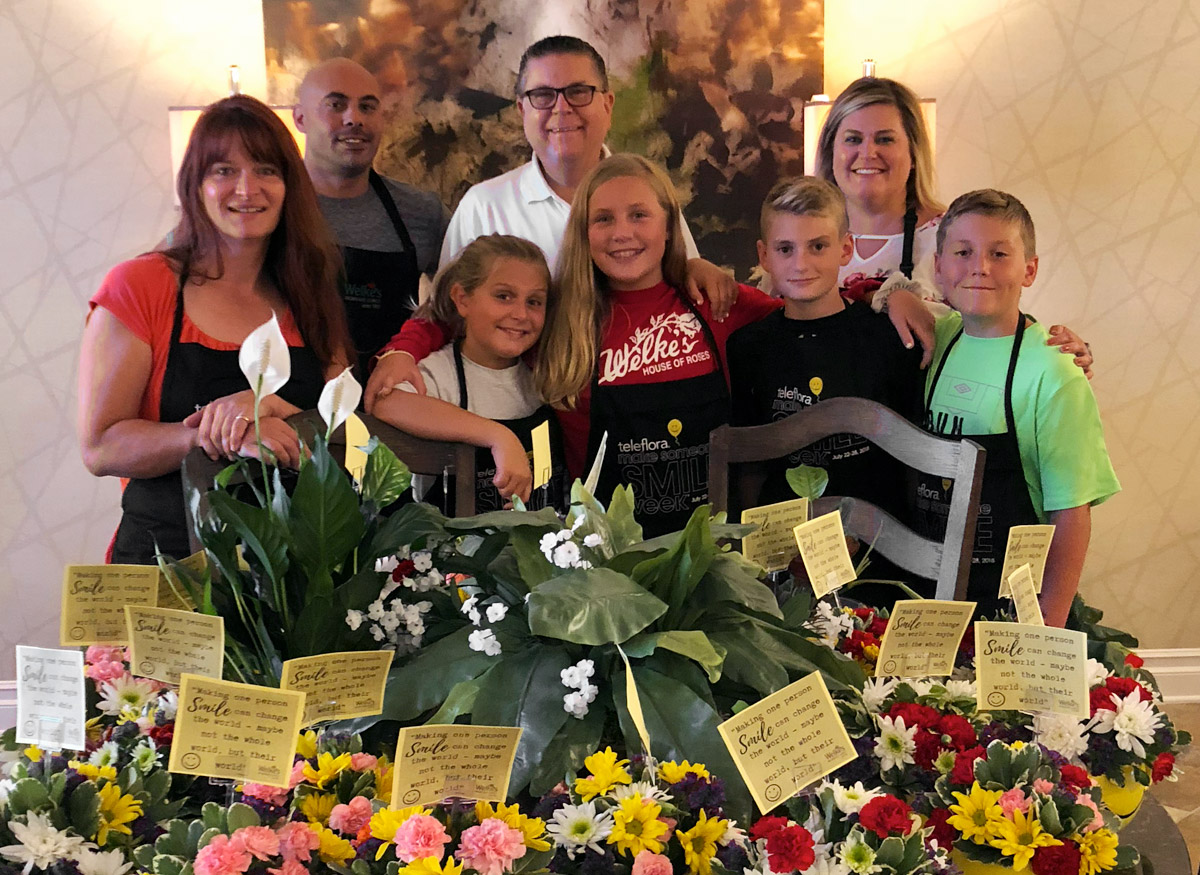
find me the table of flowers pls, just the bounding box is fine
[1,338,1189,875]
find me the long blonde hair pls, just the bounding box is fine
[415,235,551,339]
[538,154,689,408]
[814,77,944,218]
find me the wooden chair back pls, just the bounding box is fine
[708,397,984,600]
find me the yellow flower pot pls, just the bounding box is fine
[950,850,1013,875]
[1094,767,1146,825]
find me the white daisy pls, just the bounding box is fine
[74,848,134,875]
[828,780,883,815]
[96,676,157,716]
[860,678,898,714]
[546,801,614,858]
[611,780,670,803]
[1032,712,1090,760]
[130,740,158,773]
[0,811,94,874]
[838,830,882,875]
[88,742,119,769]
[1086,659,1111,688]
[1091,691,1164,758]
[873,715,917,774]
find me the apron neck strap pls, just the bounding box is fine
[899,207,918,279]
[926,312,1027,433]
[367,169,417,253]
[453,339,470,410]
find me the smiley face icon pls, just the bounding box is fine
[987,691,1006,708]
[180,752,202,769]
[403,789,421,805]
[765,783,783,803]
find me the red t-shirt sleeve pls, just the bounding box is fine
[721,284,783,335]
[378,318,451,363]
[89,255,177,347]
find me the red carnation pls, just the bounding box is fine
[749,816,790,841]
[391,559,417,581]
[766,825,815,873]
[913,731,942,769]
[838,629,881,659]
[858,796,913,839]
[1152,752,1176,783]
[868,617,889,637]
[950,746,985,785]
[937,714,978,751]
[887,702,940,731]
[925,808,956,847]
[1124,652,1144,669]
[1058,764,1091,792]
[854,607,876,622]
[1089,686,1118,715]
[1105,676,1151,702]
[149,723,174,747]
[1030,840,1081,875]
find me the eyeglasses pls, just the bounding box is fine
[521,84,600,110]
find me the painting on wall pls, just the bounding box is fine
[263,0,823,279]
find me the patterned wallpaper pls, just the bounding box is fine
[1,0,1197,676]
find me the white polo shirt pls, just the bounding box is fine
[439,152,700,272]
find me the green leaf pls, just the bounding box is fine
[1114,845,1139,869]
[605,485,644,552]
[509,527,556,589]
[875,836,904,868]
[206,492,289,587]
[708,630,790,695]
[529,703,606,795]
[1039,797,1062,834]
[6,777,50,814]
[527,567,667,645]
[692,552,781,619]
[426,672,490,724]
[376,627,494,722]
[288,437,365,595]
[785,465,828,501]
[472,646,572,793]
[224,802,261,832]
[67,780,100,840]
[623,631,725,683]
[445,507,562,532]
[630,507,719,627]
[361,437,412,508]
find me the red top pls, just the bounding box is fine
[381,282,780,477]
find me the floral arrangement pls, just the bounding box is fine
[536,747,750,875]
[921,740,1137,874]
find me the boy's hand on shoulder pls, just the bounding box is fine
[1047,324,1093,380]
[685,257,738,321]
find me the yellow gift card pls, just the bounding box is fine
[344,413,370,486]
[393,725,522,807]
[717,672,856,813]
[60,565,159,646]
[281,650,393,726]
[125,605,224,685]
[1007,565,1045,626]
[741,498,809,572]
[793,511,856,598]
[874,600,976,679]
[531,421,552,490]
[169,674,305,787]
[998,525,1055,595]
[975,622,1087,718]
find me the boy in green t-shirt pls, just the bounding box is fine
[919,189,1119,625]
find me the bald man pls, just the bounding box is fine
[294,58,448,375]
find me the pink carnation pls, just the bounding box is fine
[455,819,527,875]
[329,796,373,835]
[233,826,280,861]
[998,788,1031,816]
[241,783,290,807]
[85,645,127,664]
[1076,794,1104,832]
[633,851,673,875]
[1033,779,1056,796]
[288,759,308,789]
[350,753,378,771]
[394,814,452,863]
[277,821,321,863]
[86,660,128,685]
[195,834,252,875]
[268,861,308,875]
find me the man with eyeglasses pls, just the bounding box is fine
[365,35,736,403]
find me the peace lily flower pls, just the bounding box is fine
[239,313,291,398]
[0,811,94,874]
[318,367,362,438]
[546,801,614,859]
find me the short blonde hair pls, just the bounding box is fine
[416,235,551,338]
[538,154,689,408]
[814,77,944,217]
[760,176,849,238]
[936,189,1037,259]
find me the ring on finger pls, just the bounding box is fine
[234,414,250,424]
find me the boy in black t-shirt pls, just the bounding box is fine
[726,177,923,515]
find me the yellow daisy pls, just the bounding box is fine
[374,758,395,806]
[96,783,143,846]
[676,810,728,875]
[474,801,551,851]
[399,858,464,875]
[658,760,710,784]
[947,783,1005,845]
[575,747,632,801]
[988,808,1062,870]
[303,751,353,789]
[71,761,118,783]
[309,823,356,865]
[1078,829,1120,875]
[607,796,669,857]
[298,791,337,824]
[295,729,318,760]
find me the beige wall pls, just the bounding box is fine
[2,0,1197,673]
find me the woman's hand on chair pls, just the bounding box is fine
[184,391,302,459]
[232,415,302,468]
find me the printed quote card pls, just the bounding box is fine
[393,725,522,806]
[126,605,224,685]
[169,674,305,786]
[874,600,976,679]
[1006,565,1045,626]
[974,622,1088,718]
[61,565,159,645]
[281,651,393,726]
[717,672,856,813]
[793,511,857,598]
[15,646,86,751]
[741,498,809,572]
[998,525,1055,595]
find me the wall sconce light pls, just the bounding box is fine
[802,60,936,176]
[167,65,305,205]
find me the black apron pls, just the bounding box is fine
[587,296,729,538]
[915,314,1038,617]
[109,273,326,565]
[339,170,422,376]
[453,343,567,513]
